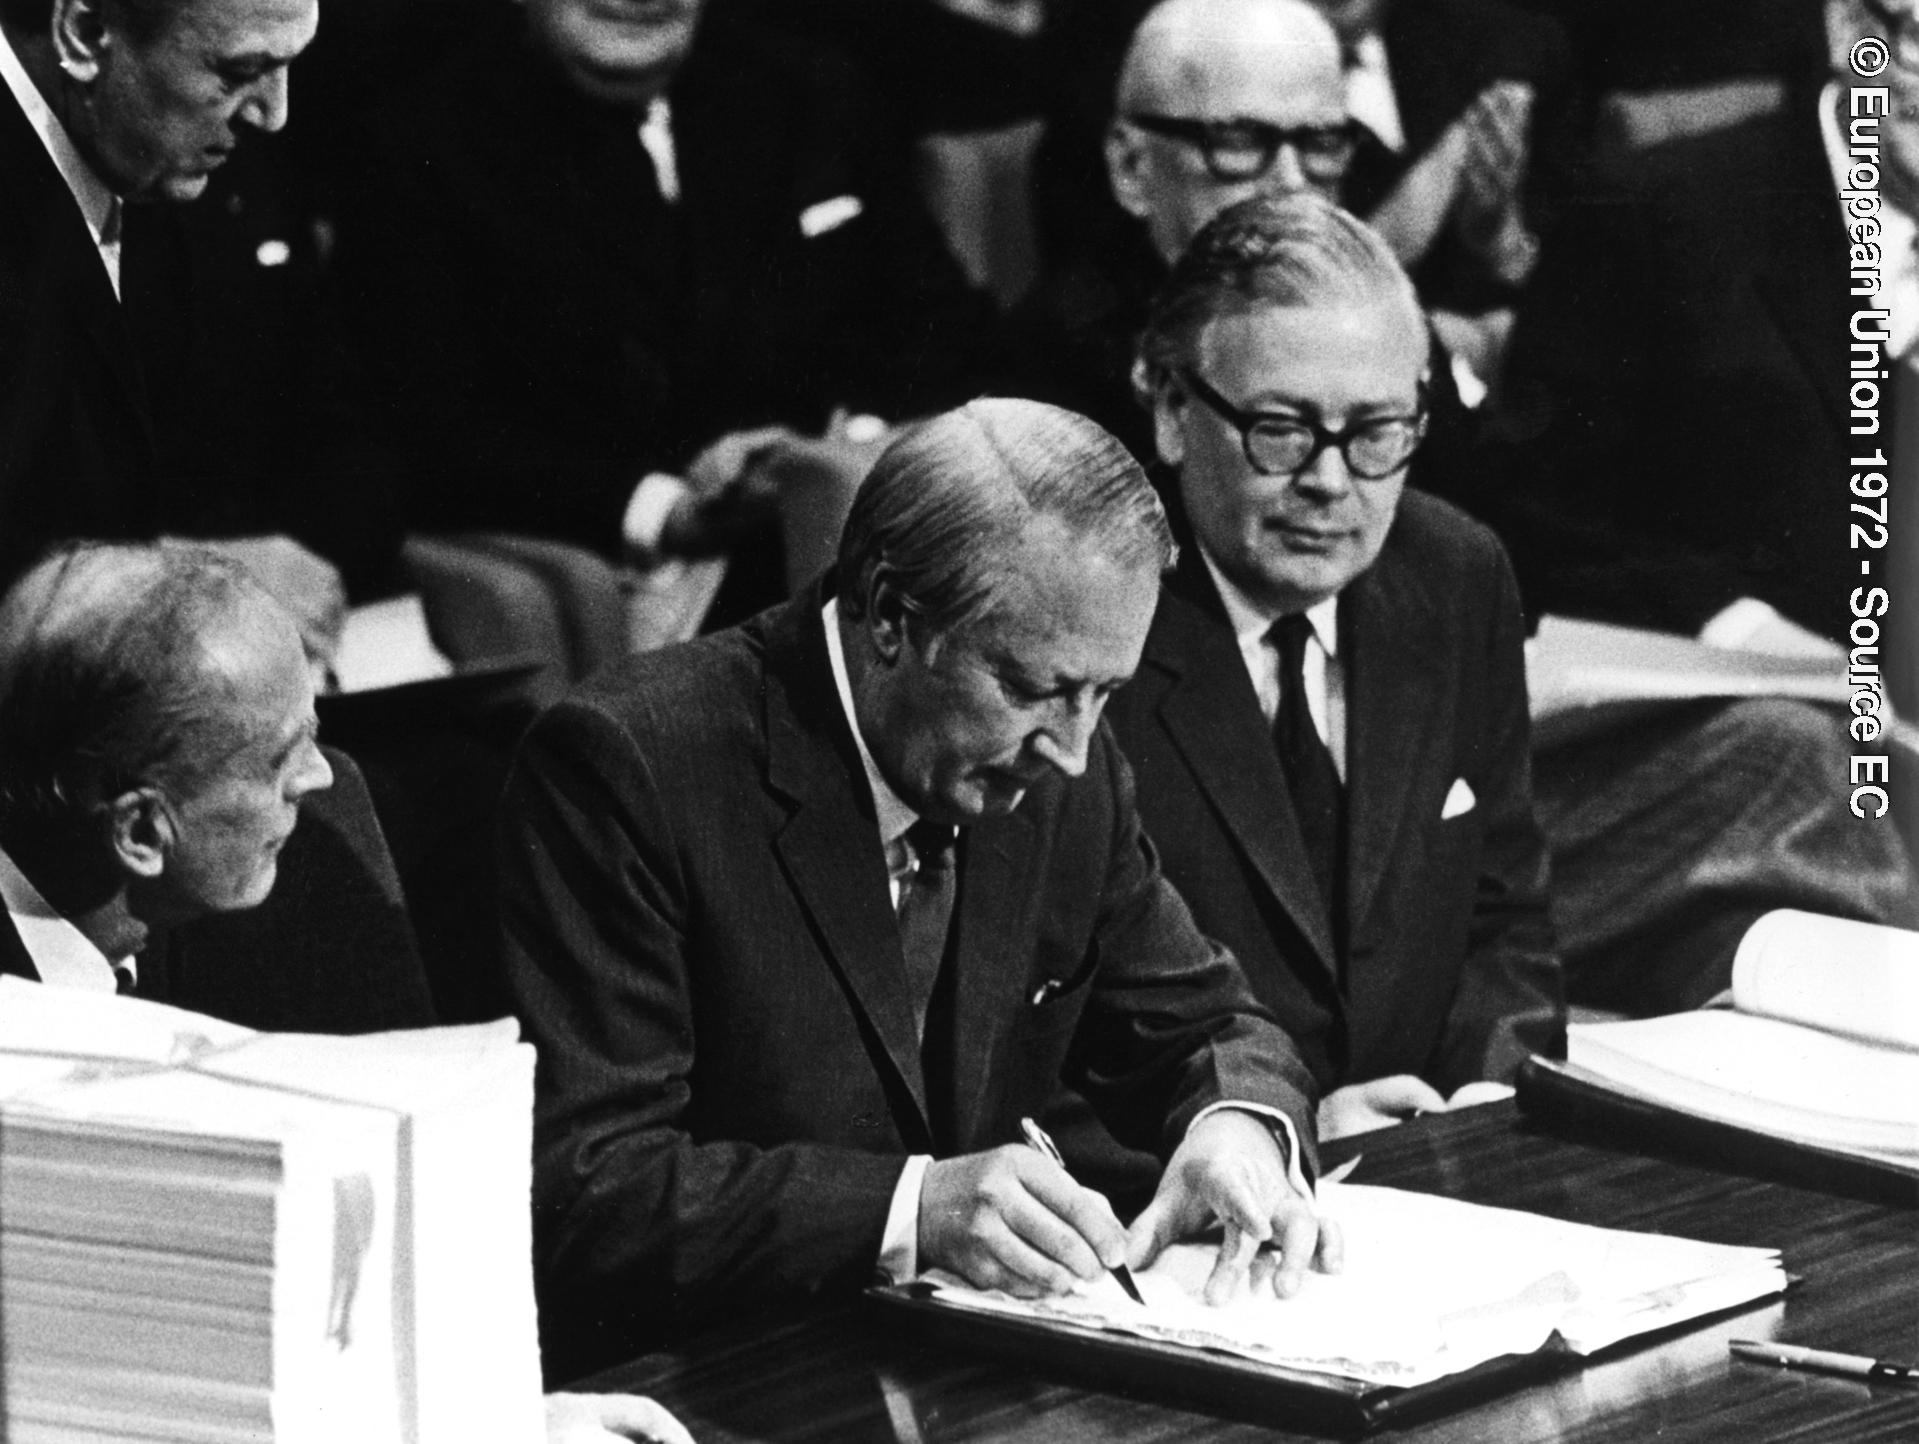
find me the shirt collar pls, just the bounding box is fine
[0,26,122,273]
[1199,547,1340,658]
[1344,32,1405,155]
[0,843,126,992]
[822,597,921,847]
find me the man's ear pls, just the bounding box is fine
[106,787,171,882]
[51,0,112,84]
[1147,363,1189,469]
[863,568,914,666]
[1105,119,1152,221]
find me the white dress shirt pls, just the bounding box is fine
[1343,31,1406,156]
[1201,550,1347,780]
[0,844,131,992]
[0,27,122,297]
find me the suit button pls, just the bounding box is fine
[851,1111,880,1130]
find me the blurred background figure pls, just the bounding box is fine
[332,0,1008,659]
[1009,0,1356,462]
[1456,0,1919,1009]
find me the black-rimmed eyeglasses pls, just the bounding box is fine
[1179,368,1428,481]
[1123,113,1359,183]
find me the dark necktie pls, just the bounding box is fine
[896,820,958,1041]
[112,963,136,996]
[1269,614,1345,918]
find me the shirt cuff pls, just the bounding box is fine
[1188,1100,1314,1201]
[1698,597,1783,649]
[622,473,693,555]
[876,1153,933,1283]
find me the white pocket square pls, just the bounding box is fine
[1440,777,1476,820]
[799,194,864,238]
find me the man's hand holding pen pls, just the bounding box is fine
[918,1110,1341,1306]
[919,1144,1133,1299]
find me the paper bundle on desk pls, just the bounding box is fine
[921,1181,1785,1388]
[0,978,546,1443]
[1563,909,1919,1169]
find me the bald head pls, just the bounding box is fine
[1117,0,1343,116]
[1108,0,1350,264]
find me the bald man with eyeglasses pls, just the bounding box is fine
[1007,0,1477,503]
[1044,193,1560,1195]
[1006,0,1355,463]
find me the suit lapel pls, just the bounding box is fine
[0,93,153,450]
[1152,562,1339,977]
[763,601,934,1144]
[1340,539,1447,939]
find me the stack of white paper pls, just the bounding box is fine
[0,979,546,1443]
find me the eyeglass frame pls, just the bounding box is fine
[1175,367,1430,481]
[1861,0,1919,70]
[1121,112,1361,184]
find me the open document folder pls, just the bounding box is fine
[895,1182,1782,1393]
[1522,911,1919,1183]
[0,979,545,1444]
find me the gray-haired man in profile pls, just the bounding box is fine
[0,542,694,1444]
[501,397,1341,1380]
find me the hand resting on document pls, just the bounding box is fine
[921,1109,1341,1309]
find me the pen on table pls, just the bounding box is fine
[1018,1116,1146,1306]
[1729,1339,1919,1386]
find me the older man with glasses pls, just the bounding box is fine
[1008,0,1361,464]
[1009,0,1481,517]
[1043,192,1560,1197]
[1103,0,1355,264]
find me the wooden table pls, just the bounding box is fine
[587,1102,1919,1442]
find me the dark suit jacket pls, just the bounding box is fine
[1473,94,1859,641]
[337,13,1003,550]
[0,749,435,1033]
[498,586,1319,1378]
[0,84,157,585]
[0,84,402,595]
[1107,491,1561,1098]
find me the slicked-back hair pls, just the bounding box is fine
[0,543,285,844]
[0,0,184,44]
[1136,191,1423,398]
[836,398,1173,636]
